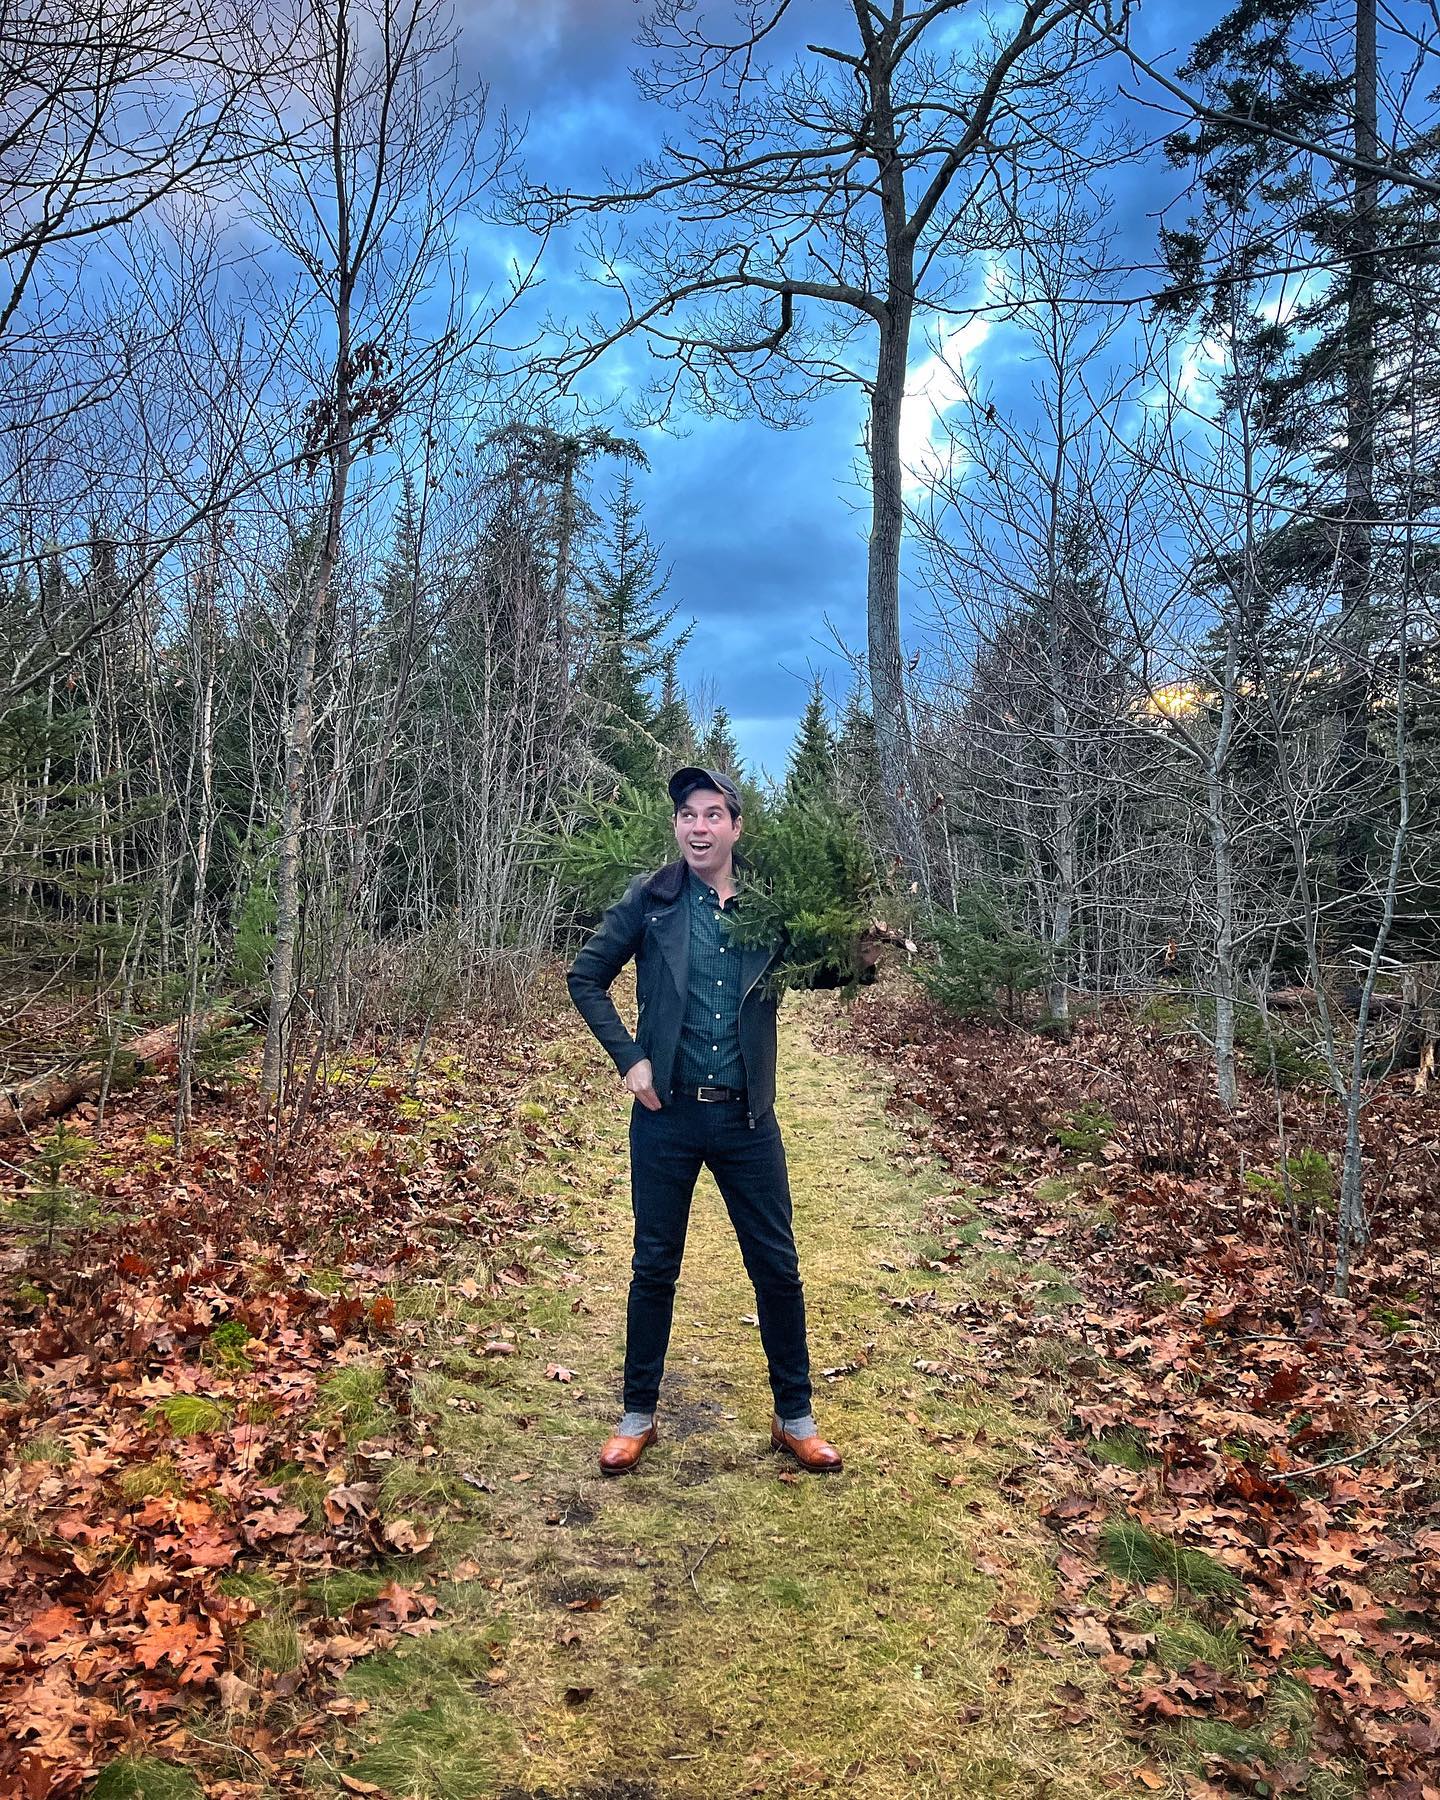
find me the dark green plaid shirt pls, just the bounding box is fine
[673,865,746,1092]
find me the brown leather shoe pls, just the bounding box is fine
[598,1422,657,1475]
[770,1416,843,1473]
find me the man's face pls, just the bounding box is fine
[673,787,742,878]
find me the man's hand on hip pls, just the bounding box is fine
[623,1058,663,1111]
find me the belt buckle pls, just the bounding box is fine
[696,1085,726,1103]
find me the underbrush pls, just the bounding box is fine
[0,1017,564,1796]
[830,977,1440,1796]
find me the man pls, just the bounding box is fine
[566,765,844,1477]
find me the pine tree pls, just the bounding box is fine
[1158,0,1438,942]
[581,473,692,789]
[653,650,697,764]
[697,703,743,779]
[785,680,837,804]
[835,682,881,817]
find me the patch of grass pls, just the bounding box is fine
[340,1698,510,1800]
[117,1457,183,1501]
[92,1757,202,1800]
[525,1288,576,1333]
[146,1394,229,1437]
[1100,1517,1244,1602]
[17,1433,70,1465]
[760,1574,813,1610]
[378,1461,480,1517]
[1183,1718,1277,1766]
[308,1570,389,1616]
[313,1363,389,1440]
[219,1570,284,1605]
[243,1613,304,1673]
[1086,1430,1158,1473]
[1139,1607,1248,1676]
[1031,1267,1084,1310]
[273,1462,330,1525]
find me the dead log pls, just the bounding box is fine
[0,1006,240,1136]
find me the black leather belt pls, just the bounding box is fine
[674,1084,747,1103]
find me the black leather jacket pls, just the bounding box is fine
[566,857,790,1127]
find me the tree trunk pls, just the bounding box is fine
[1334,0,1379,916]
[867,305,923,884]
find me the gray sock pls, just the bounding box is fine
[616,1410,655,1436]
[779,1413,818,1438]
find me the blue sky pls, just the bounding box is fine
[460,0,1222,783]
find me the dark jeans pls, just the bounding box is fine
[625,1094,812,1420]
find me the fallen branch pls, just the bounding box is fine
[0,1005,240,1136]
[1274,1396,1440,1481]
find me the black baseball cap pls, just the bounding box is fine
[667,765,742,815]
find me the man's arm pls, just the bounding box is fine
[566,874,649,1075]
[800,930,884,990]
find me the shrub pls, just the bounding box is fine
[1054,1102,1115,1159]
[917,888,1053,1021]
[1245,1147,1334,1218]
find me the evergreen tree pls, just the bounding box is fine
[835,682,881,818]
[697,703,743,778]
[653,650,697,764]
[785,680,838,804]
[1158,0,1439,941]
[581,472,692,788]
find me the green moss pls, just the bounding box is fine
[92,1757,202,1800]
[1054,1103,1115,1159]
[1099,1518,1244,1601]
[207,1319,254,1370]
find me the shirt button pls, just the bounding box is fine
[717,979,722,986]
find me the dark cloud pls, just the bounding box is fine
[459,0,1223,772]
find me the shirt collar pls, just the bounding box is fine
[686,863,736,907]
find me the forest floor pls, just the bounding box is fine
[4,973,1437,1799]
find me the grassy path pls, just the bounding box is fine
[339,995,1153,1799]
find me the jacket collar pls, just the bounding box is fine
[641,852,775,999]
[643,850,752,905]
[643,857,688,904]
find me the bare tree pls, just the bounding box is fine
[246,0,521,1100]
[518,0,1110,881]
